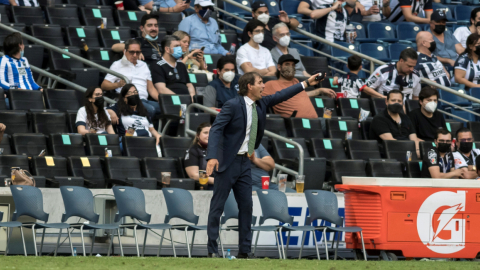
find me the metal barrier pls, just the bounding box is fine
[185,103,303,176]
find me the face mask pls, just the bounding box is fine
[222,71,235,83]
[387,103,403,114]
[437,142,451,153]
[171,46,183,59]
[127,95,140,106]
[428,41,436,53]
[459,142,473,154]
[280,66,295,80]
[424,101,437,113]
[345,1,356,7]
[199,8,212,20]
[121,54,130,65]
[253,33,264,44]
[144,29,158,41]
[433,24,446,35]
[20,50,24,58]
[93,96,104,108]
[475,45,480,56]
[257,13,270,24]
[279,36,291,47]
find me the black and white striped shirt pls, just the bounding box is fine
[414,52,451,87]
[387,0,433,23]
[302,0,348,42]
[365,62,422,99]
[454,53,480,89]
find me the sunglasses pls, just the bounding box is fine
[128,50,142,55]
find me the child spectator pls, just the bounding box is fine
[333,55,365,98]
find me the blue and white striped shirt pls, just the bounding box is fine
[0,55,40,91]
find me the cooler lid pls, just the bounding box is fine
[342,177,480,188]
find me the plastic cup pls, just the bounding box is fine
[336,93,344,99]
[278,174,287,193]
[115,1,124,10]
[295,175,305,193]
[261,176,269,189]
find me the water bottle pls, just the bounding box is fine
[345,24,355,44]
[73,247,77,256]
[226,249,231,259]
[228,43,236,55]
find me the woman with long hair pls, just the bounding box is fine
[172,30,207,70]
[76,86,114,135]
[184,122,214,189]
[454,33,480,90]
[106,84,161,144]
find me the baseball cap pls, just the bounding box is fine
[431,9,448,22]
[251,1,267,11]
[278,54,299,65]
[195,0,214,7]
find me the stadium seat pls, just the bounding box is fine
[85,48,115,69]
[157,12,183,34]
[32,112,69,134]
[0,111,29,135]
[359,43,390,62]
[272,138,310,167]
[105,156,157,189]
[311,138,347,160]
[280,0,301,18]
[219,29,238,51]
[66,26,102,49]
[346,140,382,160]
[9,89,46,111]
[383,140,418,162]
[309,97,337,118]
[445,119,464,136]
[439,89,471,107]
[188,73,209,88]
[12,133,48,156]
[350,22,375,43]
[406,160,422,178]
[204,54,223,73]
[80,6,116,27]
[0,5,12,23]
[303,157,327,190]
[301,56,329,75]
[371,97,387,115]
[360,117,372,140]
[68,156,107,188]
[264,116,288,137]
[326,118,362,140]
[116,10,146,29]
[142,157,186,180]
[0,89,7,110]
[0,23,26,46]
[23,45,44,74]
[455,5,475,22]
[331,41,357,60]
[389,43,415,61]
[406,99,420,113]
[224,0,251,16]
[367,160,404,177]
[445,107,476,122]
[44,89,82,112]
[85,134,122,157]
[338,98,372,118]
[123,136,158,158]
[396,22,422,42]
[99,27,132,47]
[330,159,366,184]
[160,136,191,158]
[0,134,12,155]
[158,94,192,120]
[12,6,45,25]
[66,110,78,133]
[419,141,435,160]
[285,118,323,141]
[31,24,66,47]
[188,112,211,132]
[32,156,71,186]
[48,134,85,157]
[66,0,100,6]
[467,121,480,140]
[0,155,29,181]
[290,40,314,57]
[46,7,82,27]
[367,22,398,43]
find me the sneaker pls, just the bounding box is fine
[237,253,257,259]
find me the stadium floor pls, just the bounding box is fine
[1,257,480,269]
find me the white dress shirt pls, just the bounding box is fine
[104,57,152,100]
[238,96,254,155]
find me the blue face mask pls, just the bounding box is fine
[341,1,347,7]
[20,50,24,58]
[144,30,158,41]
[171,46,183,59]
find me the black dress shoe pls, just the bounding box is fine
[237,253,257,259]
[208,253,220,258]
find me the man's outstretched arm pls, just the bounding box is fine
[263,74,323,107]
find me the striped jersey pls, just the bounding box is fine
[15,0,39,6]
[364,62,421,99]
[414,52,451,87]
[0,55,40,91]
[337,72,365,98]
[454,53,480,89]
[387,0,433,23]
[303,0,348,42]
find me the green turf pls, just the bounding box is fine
[1,257,480,270]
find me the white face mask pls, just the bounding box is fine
[424,101,437,113]
[257,13,270,24]
[222,71,235,83]
[279,35,290,47]
[253,33,264,44]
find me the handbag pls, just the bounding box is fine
[11,168,36,186]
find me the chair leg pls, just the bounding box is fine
[142,229,148,257]
[39,228,46,256]
[360,231,367,261]
[253,231,260,255]
[5,227,11,256]
[54,228,62,257]
[157,229,165,257]
[274,231,282,259]
[330,231,336,260]
[184,227,191,258]
[313,231,320,260]
[190,230,196,255]
[90,230,96,256]
[107,231,114,256]
[117,228,124,257]
[32,225,38,257]
[285,231,291,259]
[20,227,27,257]
[323,229,329,261]
[80,226,86,257]
[219,229,225,258]
[169,229,176,258]
[278,228,286,260]
[133,225,140,257]
[67,229,74,256]
[298,231,307,259]
[334,232,340,260]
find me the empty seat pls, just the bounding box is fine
[9,89,45,110]
[123,136,158,158]
[371,98,387,115]
[46,7,81,27]
[359,43,390,62]
[23,45,45,73]
[0,134,12,155]
[66,110,78,133]
[396,22,422,42]
[158,94,192,119]
[48,134,85,157]
[301,56,329,75]
[156,12,183,33]
[80,6,116,27]
[309,97,337,117]
[338,98,372,118]
[160,136,191,158]
[204,54,223,73]
[12,133,48,157]
[367,160,404,177]
[264,116,288,137]
[367,22,398,42]
[85,48,115,69]
[98,27,131,47]
[346,140,381,160]
[445,120,464,136]
[32,112,68,134]
[331,160,366,184]
[219,30,238,51]
[188,73,209,88]
[303,157,327,190]
[0,5,12,23]
[285,118,323,140]
[272,138,310,166]
[0,155,29,180]
[0,23,26,45]
[467,121,480,139]
[105,156,157,189]
[116,10,146,29]
[68,156,106,188]
[32,155,69,180]
[66,0,100,6]
[406,160,422,178]
[30,24,66,46]
[169,178,196,190]
[405,99,420,113]
[44,89,82,112]
[389,43,415,61]
[66,26,102,49]
[384,140,418,162]
[142,157,186,179]
[12,6,45,25]
[85,134,122,157]
[311,138,347,160]
[0,111,28,135]
[326,118,361,140]
[188,112,211,132]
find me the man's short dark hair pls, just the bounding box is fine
[456,127,473,139]
[471,7,480,24]
[245,19,265,37]
[399,48,418,62]
[386,90,404,100]
[217,56,236,71]
[3,32,23,57]
[238,72,261,96]
[418,86,439,101]
[435,128,451,140]
[347,55,362,71]
[160,35,180,53]
[124,38,141,51]
[140,13,158,27]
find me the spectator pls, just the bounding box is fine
[262,54,336,118]
[76,87,115,135]
[122,0,151,13]
[408,87,446,141]
[452,127,479,179]
[385,0,432,23]
[112,14,162,66]
[421,129,461,178]
[150,35,196,99]
[236,19,276,76]
[332,55,364,98]
[0,32,43,93]
[369,90,420,156]
[241,1,299,51]
[172,30,213,81]
[415,31,451,87]
[184,122,214,189]
[363,48,421,100]
[270,22,310,77]
[250,144,278,191]
[454,7,480,49]
[178,0,229,56]
[107,84,161,144]
[357,0,390,22]
[203,56,240,109]
[101,39,161,119]
[428,9,463,67]
[151,0,189,13]
[9,0,39,6]
[454,33,480,90]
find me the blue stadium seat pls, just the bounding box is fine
[359,43,390,62]
[470,87,480,108]
[454,5,475,22]
[280,0,302,18]
[224,0,251,17]
[350,22,376,43]
[439,89,472,107]
[445,107,476,122]
[396,22,422,42]
[367,22,398,43]
[252,0,280,16]
[331,41,357,59]
[388,43,415,61]
[235,19,247,34]
[290,40,314,56]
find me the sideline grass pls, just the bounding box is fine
[1,257,480,270]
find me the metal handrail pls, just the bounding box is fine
[0,23,131,84]
[185,103,303,176]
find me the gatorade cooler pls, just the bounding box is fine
[336,177,480,259]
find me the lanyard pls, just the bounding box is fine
[146,39,161,56]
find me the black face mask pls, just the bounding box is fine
[93,96,104,108]
[428,41,436,53]
[387,103,403,114]
[474,45,480,56]
[437,142,450,153]
[433,25,446,35]
[459,142,473,154]
[127,95,140,106]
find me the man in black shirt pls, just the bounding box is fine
[370,90,420,156]
[408,87,447,141]
[422,129,462,178]
[241,1,299,50]
[112,14,162,66]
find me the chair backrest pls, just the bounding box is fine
[406,161,422,178]
[10,185,49,222]
[142,157,184,179]
[155,12,183,32]
[31,24,65,46]
[304,190,343,226]
[162,188,199,224]
[67,26,101,48]
[105,157,143,180]
[85,48,115,68]
[116,10,146,29]
[265,116,288,137]
[9,89,45,110]
[124,136,158,158]
[0,111,28,135]
[312,138,346,160]
[367,22,396,39]
[272,138,310,160]
[300,56,329,75]
[338,98,371,118]
[367,160,404,177]
[32,112,68,134]
[49,134,85,157]
[326,118,361,140]
[12,133,48,157]
[60,186,99,223]
[445,120,464,137]
[32,156,68,178]
[405,99,420,113]
[112,186,151,223]
[46,7,81,27]
[44,89,82,111]
[68,156,106,188]
[331,41,357,59]
[384,140,418,161]
[371,98,386,115]
[331,160,366,184]
[160,137,192,158]
[0,155,29,177]
[80,6,115,27]
[396,22,422,40]
[303,157,327,190]
[346,140,382,160]
[158,94,192,116]
[99,27,131,47]
[0,134,13,155]
[359,43,389,60]
[85,134,122,157]
[169,178,196,190]
[285,118,323,139]
[256,189,294,225]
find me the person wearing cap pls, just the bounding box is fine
[453,7,480,49]
[178,0,229,56]
[240,1,299,51]
[236,19,276,76]
[428,9,463,67]
[384,0,432,23]
[262,54,336,118]
[270,22,310,77]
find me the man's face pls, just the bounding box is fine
[140,18,158,38]
[273,26,290,43]
[471,11,480,26]
[249,26,265,39]
[423,33,435,49]
[420,94,437,108]
[278,61,296,80]
[398,58,417,75]
[248,76,265,101]
[166,40,181,55]
[430,20,446,32]
[253,7,269,19]
[457,131,474,149]
[219,63,235,79]
[435,133,452,150]
[386,93,403,106]
[125,44,141,64]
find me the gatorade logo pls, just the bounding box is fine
[417,191,466,254]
